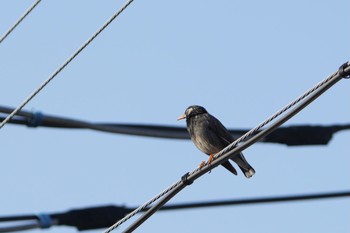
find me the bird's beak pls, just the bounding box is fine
[177,114,186,121]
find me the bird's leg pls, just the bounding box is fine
[207,154,215,173]
[198,154,215,173]
[207,154,215,164]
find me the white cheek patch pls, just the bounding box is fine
[186,108,193,115]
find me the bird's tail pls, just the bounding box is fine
[221,161,238,176]
[231,152,255,178]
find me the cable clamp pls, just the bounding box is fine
[37,213,53,229]
[338,62,350,79]
[181,172,193,186]
[28,111,43,127]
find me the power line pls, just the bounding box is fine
[105,62,350,233]
[157,191,350,211]
[0,0,42,45]
[1,105,348,145]
[0,0,135,130]
[1,191,348,232]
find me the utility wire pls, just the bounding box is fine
[0,0,134,130]
[105,62,350,233]
[1,191,348,232]
[0,105,348,146]
[0,221,39,233]
[156,191,350,211]
[0,0,42,45]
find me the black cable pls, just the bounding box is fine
[0,191,348,232]
[0,215,35,222]
[156,191,350,211]
[0,105,348,146]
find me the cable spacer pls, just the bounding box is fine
[181,172,193,186]
[37,213,53,229]
[338,62,350,79]
[28,111,43,127]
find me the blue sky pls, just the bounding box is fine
[0,1,349,232]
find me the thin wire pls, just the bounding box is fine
[0,221,39,233]
[104,64,347,232]
[155,191,350,211]
[0,191,348,232]
[0,0,134,130]
[0,0,42,44]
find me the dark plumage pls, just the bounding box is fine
[178,105,255,178]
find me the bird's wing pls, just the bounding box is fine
[207,114,235,146]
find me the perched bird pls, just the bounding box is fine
[178,105,255,178]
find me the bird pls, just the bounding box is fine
[178,105,255,178]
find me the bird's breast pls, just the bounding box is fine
[187,116,222,155]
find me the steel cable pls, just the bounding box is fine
[0,0,134,129]
[105,62,349,232]
[0,0,42,44]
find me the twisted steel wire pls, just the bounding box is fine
[105,63,349,232]
[0,0,134,129]
[104,180,183,233]
[0,0,42,44]
[214,71,337,159]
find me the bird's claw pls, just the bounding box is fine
[199,158,213,174]
[199,161,206,169]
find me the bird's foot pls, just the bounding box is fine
[198,154,215,173]
[199,161,212,173]
[206,154,216,173]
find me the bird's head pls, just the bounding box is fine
[177,105,208,121]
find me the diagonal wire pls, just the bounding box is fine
[0,0,134,130]
[104,180,184,233]
[0,0,42,45]
[210,69,340,161]
[104,62,349,233]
